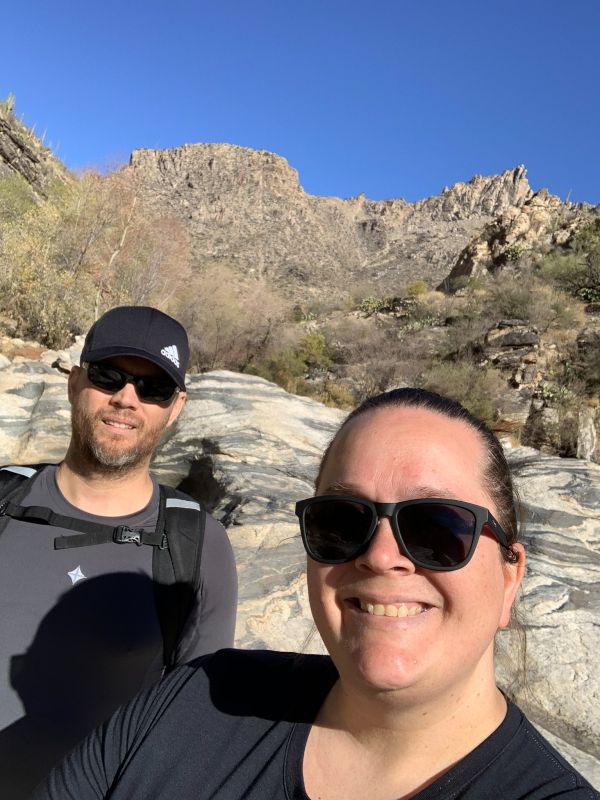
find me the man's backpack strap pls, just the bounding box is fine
[153,485,206,671]
[0,466,43,522]
[0,466,207,671]
[0,465,38,480]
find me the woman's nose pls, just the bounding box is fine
[354,516,416,574]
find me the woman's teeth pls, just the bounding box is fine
[359,600,424,617]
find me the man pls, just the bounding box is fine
[0,306,238,799]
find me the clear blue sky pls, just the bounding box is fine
[2,0,599,203]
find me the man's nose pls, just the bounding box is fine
[109,380,139,407]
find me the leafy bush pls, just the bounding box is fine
[248,348,306,388]
[0,170,193,347]
[309,379,354,408]
[488,280,532,321]
[539,381,574,407]
[247,332,334,395]
[537,221,600,303]
[503,243,525,263]
[406,280,428,298]
[0,172,36,223]
[357,295,395,315]
[297,332,332,371]
[419,360,506,424]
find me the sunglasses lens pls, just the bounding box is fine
[87,363,126,392]
[303,499,374,562]
[135,377,177,402]
[86,363,177,403]
[396,503,476,569]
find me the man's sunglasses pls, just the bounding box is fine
[295,495,512,571]
[83,362,178,403]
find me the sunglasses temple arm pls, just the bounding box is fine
[485,516,513,553]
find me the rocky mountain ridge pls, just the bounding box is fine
[129,144,537,295]
[1,108,598,466]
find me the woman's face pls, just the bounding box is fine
[307,406,524,702]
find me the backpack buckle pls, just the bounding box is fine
[0,503,7,516]
[113,526,142,546]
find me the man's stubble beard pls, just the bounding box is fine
[70,404,166,474]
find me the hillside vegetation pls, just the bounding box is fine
[0,97,598,461]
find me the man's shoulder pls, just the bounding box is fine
[156,483,228,538]
[0,463,55,498]
[0,463,55,480]
[176,649,336,717]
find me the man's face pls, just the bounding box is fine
[67,356,186,471]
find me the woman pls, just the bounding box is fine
[34,389,598,799]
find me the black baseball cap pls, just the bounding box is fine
[80,306,189,390]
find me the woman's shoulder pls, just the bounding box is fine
[437,701,599,799]
[505,704,599,797]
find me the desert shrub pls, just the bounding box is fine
[0,169,193,347]
[556,341,600,396]
[504,243,525,263]
[443,311,489,359]
[0,172,36,223]
[245,329,335,394]
[525,285,583,332]
[180,265,289,373]
[399,291,446,331]
[324,315,407,400]
[357,295,395,316]
[419,360,506,425]
[488,280,532,321]
[297,331,332,371]
[0,186,94,345]
[483,271,585,334]
[248,348,306,389]
[447,274,487,293]
[406,280,429,298]
[537,221,600,303]
[315,380,356,408]
[580,348,600,392]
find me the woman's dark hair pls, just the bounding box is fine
[316,387,520,561]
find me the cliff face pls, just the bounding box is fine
[0,101,70,197]
[129,144,533,295]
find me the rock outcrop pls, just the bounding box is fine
[0,341,598,785]
[129,144,533,296]
[441,189,594,289]
[0,100,70,197]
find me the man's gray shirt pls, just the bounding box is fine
[0,464,237,798]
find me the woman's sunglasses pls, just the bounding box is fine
[295,495,512,571]
[83,362,178,403]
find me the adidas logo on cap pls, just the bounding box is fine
[161,345,180,368]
